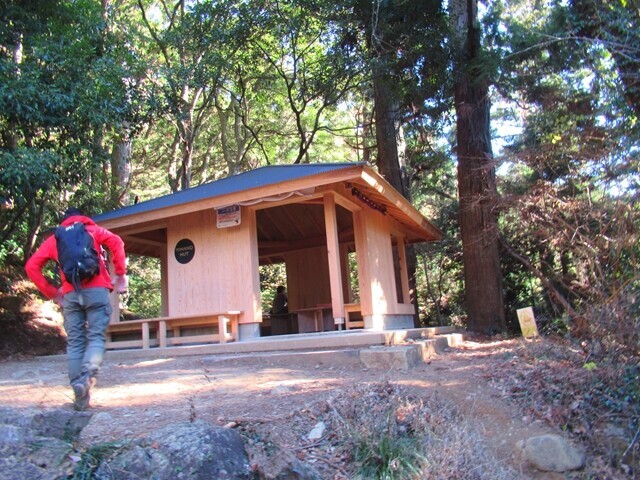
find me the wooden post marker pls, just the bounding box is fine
[517,307,539,338]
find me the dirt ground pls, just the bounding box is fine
[0,339,562,478]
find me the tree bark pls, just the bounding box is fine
[451,0,506,333]
[111,126,133,207]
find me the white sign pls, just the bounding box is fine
[216,205,241,228]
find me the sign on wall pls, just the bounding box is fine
[217,205,241,228]
[174,238,195,264]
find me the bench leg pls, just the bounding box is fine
[219,316,228,344]
[231,315,239,341]
[159,320,167,348]
[142,322,150,349]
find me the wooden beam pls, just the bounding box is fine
[323,193,345,324]
[359,166,443,240]
[258,227,355,257]
[396,235,411,304]
[353,210,372,317]
[122,236,165,249]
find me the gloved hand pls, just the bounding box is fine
[113,274,129,293]
[52,288,64,307]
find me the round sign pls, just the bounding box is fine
[174,238,195,264]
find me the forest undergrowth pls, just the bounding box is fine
[487,338,639,479]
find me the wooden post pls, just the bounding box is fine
[220,315,228,343]
[158,320,167,347]
[323,193,345,327]
[516,307,539,338]
[396,235,411,304]
[142,322,150,349]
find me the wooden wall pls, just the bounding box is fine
[285,246,332,311]
[166,208,261,323]
[354,209,403,317]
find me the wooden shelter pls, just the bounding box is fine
[95,162,442,346]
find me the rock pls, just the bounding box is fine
[0,408,89,480]
[307,421,325,440]
[30,409,93,441]
[0,407,92,443]
[0,424,25,444]
[517,434,585,472]
[95,421,253,479]
[248,447,321,480]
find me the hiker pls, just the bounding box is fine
[270,285,288,315]
[25,207,128,411]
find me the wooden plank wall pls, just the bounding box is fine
[285,246,332,311]
[354,209,400,317]
[166,208,261,324]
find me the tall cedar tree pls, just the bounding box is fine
[450,0,506,332]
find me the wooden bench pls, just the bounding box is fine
[106,311,242,350]
[345,303,364,329]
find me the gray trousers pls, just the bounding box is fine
[62,287,112,385]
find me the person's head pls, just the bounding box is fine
[62,207,84,220]
[276,285,286,294]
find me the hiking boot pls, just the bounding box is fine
[72,376,96,411]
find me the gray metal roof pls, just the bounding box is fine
[94,162,363,223]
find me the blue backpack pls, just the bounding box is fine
[55,222,100,292]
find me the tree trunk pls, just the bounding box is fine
[373,72,407,198]
[111,126,133,207]
[373,68,421,326]
[451,0,506,333]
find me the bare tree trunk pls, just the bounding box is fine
[450,0,506,333]
[111,125,133,207]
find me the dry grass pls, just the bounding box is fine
[487,337,639,479]
[243,380,519,479]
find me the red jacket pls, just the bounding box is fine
[25,215,126,299]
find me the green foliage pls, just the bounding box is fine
[0,0,148,263]
[70,441,129,480]
[1,0,638,350]
[485,0,640,348]
[125,255,161,318]
[355,434,424,480]
[0,149,59,202]
[259,263,287,313]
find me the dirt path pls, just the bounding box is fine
[0,339,559,478]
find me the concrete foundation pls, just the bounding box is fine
[238,323,261,341]
[364,314,414,331]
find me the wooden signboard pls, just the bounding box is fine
[517,306,539,338]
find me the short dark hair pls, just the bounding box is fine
[276,285,286,293]
[63,207,84,219]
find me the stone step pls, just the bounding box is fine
[360,333,464,370]
[199,333,464,371]
[41,328,463,368]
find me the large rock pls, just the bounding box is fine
[0,407,91,480]
[94,421,253,480]
[517,433,585,472]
